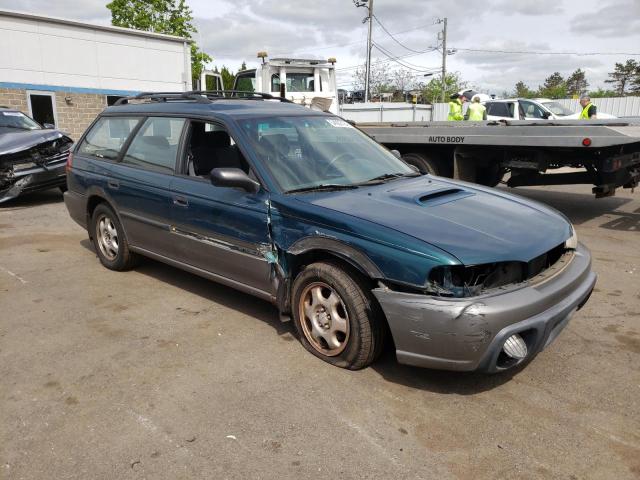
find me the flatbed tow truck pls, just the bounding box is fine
[357,119,640,198]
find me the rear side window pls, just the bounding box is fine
[486,102,511,117]
[78,117,141,160]
[122,117,186,174]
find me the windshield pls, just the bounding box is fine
[238,116,415,192]
[540,101,574,116]
[0,111,41,131]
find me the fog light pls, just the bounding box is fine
[503,333,528,359]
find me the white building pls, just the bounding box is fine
[0,9,192,138]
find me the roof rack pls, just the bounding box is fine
[113,90,293,106]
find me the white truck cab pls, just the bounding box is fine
[233,53,339,114]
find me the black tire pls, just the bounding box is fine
[291,261,383,370]
[475,164,505,187]
[402,152,440,176]
[90,203,138,271]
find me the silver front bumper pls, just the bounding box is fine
[373,243,596,372]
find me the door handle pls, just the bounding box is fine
[173,195,188,207]
[107,180,119,189]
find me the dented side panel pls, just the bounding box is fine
[268,196,460,289]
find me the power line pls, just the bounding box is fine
[372,14,424,54]
[452,47,640,56]
[372,42,438,72]
[336,47,438,71]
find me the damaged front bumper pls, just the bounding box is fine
[0,159,67,203]
[372,243,596,373]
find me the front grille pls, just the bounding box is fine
[526,243,566,279]
[44,150,69,165]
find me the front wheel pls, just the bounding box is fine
[292,261,383,370]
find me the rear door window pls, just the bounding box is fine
[78,117,141,160]
[121,117,186,174]
[486,102,512,117]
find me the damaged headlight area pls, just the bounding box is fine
[1,135,73,201]
[426,243,567,298]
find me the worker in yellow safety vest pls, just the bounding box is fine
[448,92,466,121]
[579,93,597,119]
[465,95,487,121]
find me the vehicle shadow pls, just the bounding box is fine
[80,239,517,394]
[498,186,637,231]
[0,188,63,209]
[370,346,519,394]
[79,239,292,339]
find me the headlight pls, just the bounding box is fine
[565,225,578,250]
[427,262,526,298]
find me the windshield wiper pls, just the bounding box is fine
[285,183,360,194]
[356,171,421,185]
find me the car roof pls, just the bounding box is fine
[0,106,20,112]
[102,98,330,119]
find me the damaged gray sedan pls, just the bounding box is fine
[64,92,597,373]
[0,107,73,203]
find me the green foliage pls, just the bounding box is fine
[420,72,467,104]
[538,72,567,99]
[106,0,212,82]
[588,87,618,98]
[513,81,536,98]
[219,65,236,90]
[566,69,589,97]
[605,59,638,95]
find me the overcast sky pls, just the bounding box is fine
[5,0,640,94]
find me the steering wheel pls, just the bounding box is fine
[322,152,355,176]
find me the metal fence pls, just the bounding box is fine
[339,103,432,122]
[340,97,640,123]
[554,97,640,118]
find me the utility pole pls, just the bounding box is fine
[440,17,447,104]
[354,0,374,103]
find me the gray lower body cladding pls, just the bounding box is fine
[0,162,66,203]
[373,243,596,372]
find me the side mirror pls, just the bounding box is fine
[210,168,260,193]
[390,149,402,159]
[42,123,56,129]
[541,111,551,119]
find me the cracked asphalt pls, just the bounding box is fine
[1,183,639,479]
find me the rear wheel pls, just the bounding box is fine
[292,261,383,370]
[475,164,505,187]
[90,203,138,271]
[401,152,440,176]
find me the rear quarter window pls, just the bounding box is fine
[78,117,141,160]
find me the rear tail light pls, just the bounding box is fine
[582,138,592,147]
[65,152,73,173]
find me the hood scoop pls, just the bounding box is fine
[417,187,475,206]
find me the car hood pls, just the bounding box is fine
[292,176,571,265]
[0,129,67,157]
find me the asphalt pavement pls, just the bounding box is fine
[1,183,639,479]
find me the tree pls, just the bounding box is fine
[106,0,212,82]
[513,81,535,98]
[352,60,391,98]
[589,87,618,98]
[391,68,416,95]
[538,72,567,99]
[419,72,466,104]
[566,69,589,97]
[604,60,638,95]
[219,65,235,90]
